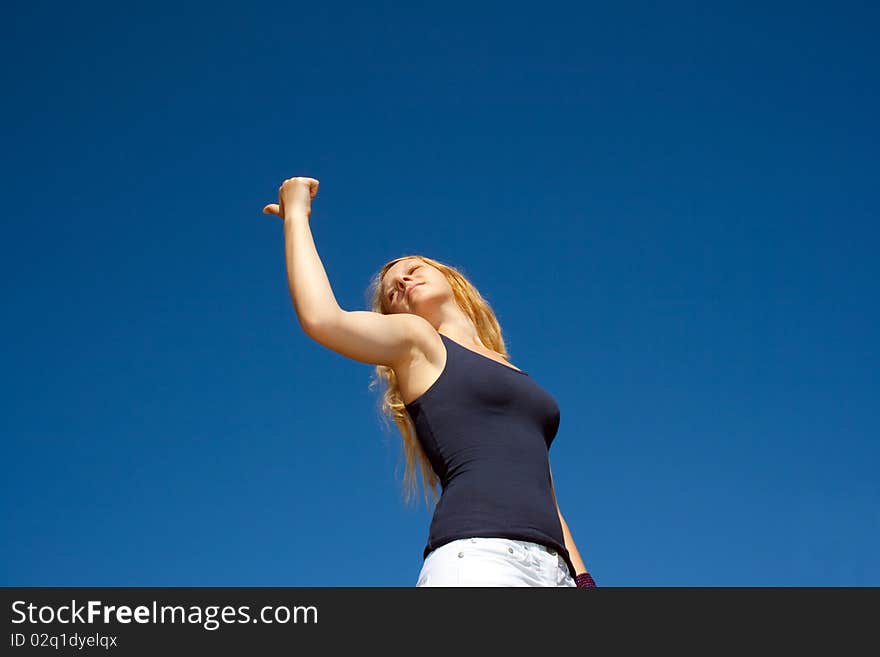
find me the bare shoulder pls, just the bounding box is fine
[390,315,446,404]
[306,309,445,402]
[394,314,444,370]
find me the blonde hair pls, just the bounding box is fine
[365,254,515,509]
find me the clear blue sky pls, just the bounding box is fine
[2,1,877,586]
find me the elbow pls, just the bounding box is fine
[299,314,322,337]
[301,316,328,341]
[300,311,342,341]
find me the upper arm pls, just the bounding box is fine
[305,310,434,369]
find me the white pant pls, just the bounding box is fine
[416,537,576,587]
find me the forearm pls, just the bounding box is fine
[559,512,588,575]
[283,216,344,330]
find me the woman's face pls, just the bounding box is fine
[382,258,450,315]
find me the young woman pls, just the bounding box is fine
[263,176,597,588]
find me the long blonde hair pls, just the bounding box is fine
[365,254,515,509]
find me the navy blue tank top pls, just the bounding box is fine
[404,333,577,580]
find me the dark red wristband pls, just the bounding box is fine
[575,572,597,588]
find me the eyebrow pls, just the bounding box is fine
[384,260,419,298]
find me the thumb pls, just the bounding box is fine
[262,203,281,216]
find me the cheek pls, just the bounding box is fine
[423,270,442,286]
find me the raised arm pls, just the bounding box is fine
[263,176,431,369]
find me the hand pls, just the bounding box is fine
[262,176,320,221]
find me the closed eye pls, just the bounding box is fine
[388,264,419,302]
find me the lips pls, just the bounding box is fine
[406,283,423,297]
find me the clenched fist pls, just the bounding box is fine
[262,177,320,221]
